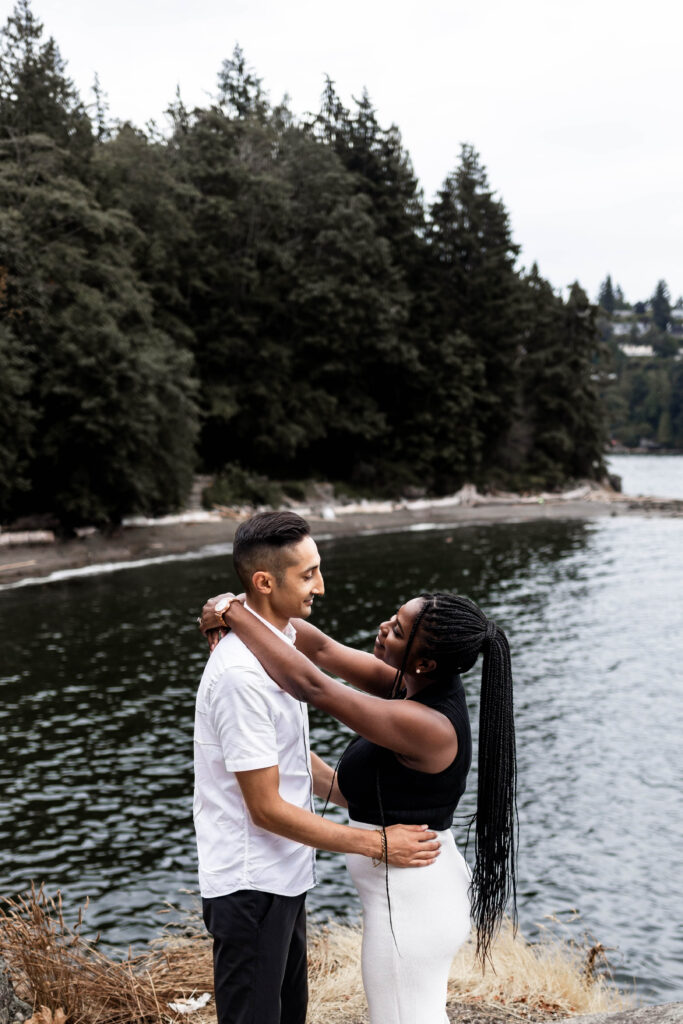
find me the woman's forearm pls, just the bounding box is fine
[290,618,330,664]
[223,603,457,769]
[293,617,395,697]
[226,603,330,703]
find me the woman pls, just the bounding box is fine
[201,591,517,1024]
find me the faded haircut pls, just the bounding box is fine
[232,511,311,590]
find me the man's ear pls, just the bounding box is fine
[251,571,274,595]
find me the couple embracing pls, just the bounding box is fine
[194,510,517,1024]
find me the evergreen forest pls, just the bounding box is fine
[0,1,612,529]
[597,276,683,450]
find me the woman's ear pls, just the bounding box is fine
[415,657,437,676]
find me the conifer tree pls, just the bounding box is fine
[0,1,198,526]
[168,75,297,473]
[556,283,608,478]
[517,265,574,486]
[0,321,34,519]
[598,275,616,314]
[428,145,522,472]
[651,279,671,332]
[614,284,628,309]
[94,121,199,348]
[275,121,411,481]
[311,83,434,482]
[0,6,626,510]
[218,44,269,122]
[0,0,91,159]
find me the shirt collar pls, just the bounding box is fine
[244,601,297,646]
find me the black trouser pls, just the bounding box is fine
[202,890,308,1024]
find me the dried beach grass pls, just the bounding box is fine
[0,886,631,1024]
[447,920,632,1018]
[306,922,368,1023]
[0,884,208,1024]
[304,918,632,1024]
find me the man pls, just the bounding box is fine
[194,510,439,1024]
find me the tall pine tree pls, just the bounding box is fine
[0,1,198,526]
[428,145,522,476]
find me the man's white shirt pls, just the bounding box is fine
[193,605,317,898]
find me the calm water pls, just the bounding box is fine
[1,504,682,1001]
[607,452,683,499]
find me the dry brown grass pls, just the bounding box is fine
[304,919,632,1024]
[0,887,631,1024]
[0,885,210,1024]
[447,920,632,1019]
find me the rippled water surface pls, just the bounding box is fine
[1,511,682,1001]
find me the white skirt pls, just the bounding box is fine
[346,820,471,1024]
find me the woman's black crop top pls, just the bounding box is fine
[336,675,472,831]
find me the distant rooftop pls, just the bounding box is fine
[620,343,655,357]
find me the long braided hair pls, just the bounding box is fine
[394,592,518,963]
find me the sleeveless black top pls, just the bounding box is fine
[337,675,472,831]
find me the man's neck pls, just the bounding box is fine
[245,594,289,633]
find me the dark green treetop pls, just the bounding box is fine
[0,1,198,527]
[0,0,91,159]
[428,144,523,471]
[651,279,671,332]
[598,274,615,314]
[217,44,269,122]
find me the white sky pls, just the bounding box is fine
[24,0,683,303]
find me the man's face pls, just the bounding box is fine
[269,535,324,621]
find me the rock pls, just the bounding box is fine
[556,1003,683,1024]
[0,958,32,1024]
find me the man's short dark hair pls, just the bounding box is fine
[233,511,311,590]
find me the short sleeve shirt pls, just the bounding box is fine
[193,607,317,898]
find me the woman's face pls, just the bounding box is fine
[373,597,425,671]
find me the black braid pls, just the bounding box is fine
[415,592,518,965]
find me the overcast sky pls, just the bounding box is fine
[25,0,683,303]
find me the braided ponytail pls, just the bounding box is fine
[470,619,517,962]
[416,593,518,963]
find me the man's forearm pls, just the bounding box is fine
[251,796,380,858]
[235,765,438,866]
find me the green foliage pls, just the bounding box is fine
[428,145,523,468]
[599,275,682,449]
[609,356,683,448]
[93,122,199,347]
[0,2,626,526]
[217,45,269,121]
[651,333,679,358]
[0,320,34,518]
[503,268,609,487]
[203,465,285,508]
[556,283,608,478]
[613,284,628,309]
[598,275,615,314]
[651,279,671,332]
[0,1,199,527]
[0,0,91,158]
[0,135,199,526]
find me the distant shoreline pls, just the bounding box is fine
[2,486,682,588]
[608,447,683,455]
